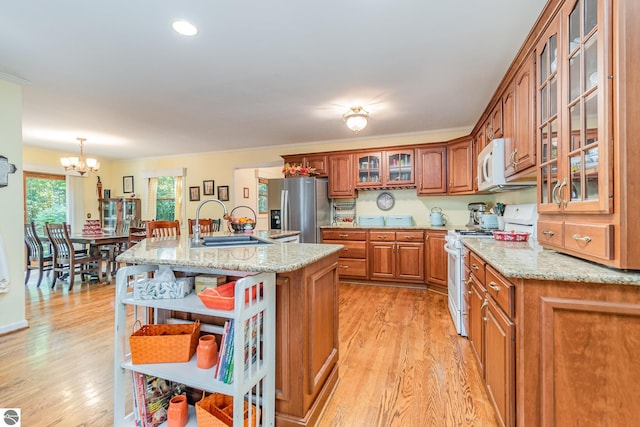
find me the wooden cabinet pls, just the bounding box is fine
[355,149,415,188]
[467,252,515,427]
[447,136,475,194]
[425,230,447,291]
[488,101,503,141]
[354,151,383,188]
[369,230,424,283]
[506,53,536,178]
[328,153,355,198]
[516,276,640,427]
[99,198,140,233]
[321,229,367,279]
[534,0,638,268]
[282,154,328,177]
[416,144,447,195]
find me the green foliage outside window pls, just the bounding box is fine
[156,176,176,220]
[25,176,67,231]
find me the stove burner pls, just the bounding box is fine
[454,229,495,236]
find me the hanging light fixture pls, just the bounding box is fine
[60,137,100,176]
[343,106,369,133]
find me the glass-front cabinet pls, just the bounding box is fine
[100,198,141,233]
[537,0,610,214]
[355,151,383,188]
[355,149,414,188]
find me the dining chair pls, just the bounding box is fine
[146,220,181,238]
[128,226,147,248]
[188,218,214,235]
[24,222,54,287]
[45,222,105,290]
[104,220,131,274]
[212,218,221,232]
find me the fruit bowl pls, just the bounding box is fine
[227,206,256,233]
[493,231,530,242]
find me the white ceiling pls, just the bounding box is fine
[1,1,547,161]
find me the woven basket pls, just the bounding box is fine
[195,392,260,427]
[129,320,200,364]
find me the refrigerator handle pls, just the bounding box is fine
[281,189,288,231]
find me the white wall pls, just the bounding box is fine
[0,78,27,334]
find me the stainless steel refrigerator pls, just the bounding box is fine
[267,177,330,243]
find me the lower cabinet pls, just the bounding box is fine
[425,230,447,290]
[369,230,424,283]
[321,229,367,279]
[467,251,515,427]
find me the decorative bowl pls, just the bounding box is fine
[493,231,530,242]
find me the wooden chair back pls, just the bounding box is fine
[188,218,214,235]
[115,220,130,235]
[128,226,147,248]
[212,218,221,232]
[45,223,73,261]
[24,222,53,287]
[146,220,181,238]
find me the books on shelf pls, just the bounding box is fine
[214,312,264,385]
[132,372,185,427]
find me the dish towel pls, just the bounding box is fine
[0,232,10,292]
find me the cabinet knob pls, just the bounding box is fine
[404,235,414,239]
[339,265,349,269]
[339,234,349,238]
[471,263,479,271]
[542,230,555,237]
[488,282,500,292]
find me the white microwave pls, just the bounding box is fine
[477,139,536,192]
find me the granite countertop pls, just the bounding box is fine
[116,232,341,273]
[257,230,300,239]
[462,238,640,285]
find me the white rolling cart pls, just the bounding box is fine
[113,264,275,427]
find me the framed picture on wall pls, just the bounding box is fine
[123,176,134,193]
[189,186,200,201]
[203,180,215,196]
[243,187,249,199]
[218,185,229,201]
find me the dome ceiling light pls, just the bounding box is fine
[343,106,369,133]
[172,20,198,36]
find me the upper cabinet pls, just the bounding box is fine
[328,153,355,198]
[537,0,610,215]
[282,154,329,177]
[448,137,475,194]
[416,144,447,195]
[355,149,414,188]
[504,53,537,179]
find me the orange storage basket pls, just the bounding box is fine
[195,392,260,427]
[197,281,258,310]
[129,320,200,364]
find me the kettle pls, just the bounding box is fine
[430,207,447,226]
[479,213,499,229]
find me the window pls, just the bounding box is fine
[146,171,184,224]
[156,176,176,220]
[257,178,268,214]
[24,172,67,232]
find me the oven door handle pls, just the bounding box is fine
[443,244,459,257]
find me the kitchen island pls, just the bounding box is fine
[461,237,640,426]
[117,233,343,427]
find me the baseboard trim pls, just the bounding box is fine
[0,319,28,336]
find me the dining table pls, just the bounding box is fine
[41,232,130,281]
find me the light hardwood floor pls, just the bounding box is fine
[0,276,498,426]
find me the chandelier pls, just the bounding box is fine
[60,137,100,176]
[343,106,369,133]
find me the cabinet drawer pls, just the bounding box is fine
[396,231,425,242]
[469,251,486,284]
[485,265,515,318]
[564,222,613,260]
[370,231,396,241]
[337,259,367,278]
[537,220,563,248]
[322,230,367,241]
[324,240,366,259]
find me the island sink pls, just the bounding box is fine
[192,235,273,248]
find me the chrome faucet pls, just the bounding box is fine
[194,198,229,243]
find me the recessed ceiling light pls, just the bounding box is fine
[172,20,198,36]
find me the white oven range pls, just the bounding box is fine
[444,229,493,336]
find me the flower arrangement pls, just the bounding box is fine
[282,163,317,177]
